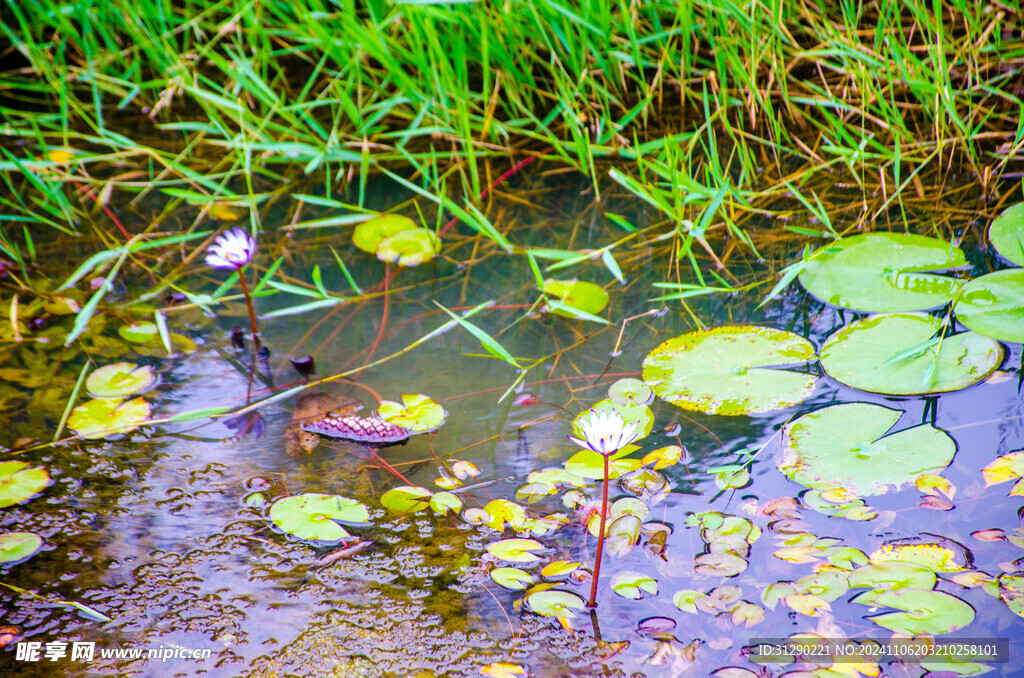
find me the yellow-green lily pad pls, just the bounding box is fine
[853,589,975,635]
[68,397,151,440]
[0,532,43,564]
[0,462,49,508]
[352,214,418,254]
[524,588,587,618]
[491,567,535,591]
[820,313,1003,395]
[268,493,370,543]
[380,486,432,514]
[486,538,544,563]
[989,202,1024,265]
[376,228,440,267]
[86,363,156,398]
[376,393,446,433]
[642,326,817,416]
[954,269,1024,343]
[779,403,955,497]
[798,233,966,312]
[542,279,609,319]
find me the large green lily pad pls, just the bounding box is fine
[820,313,1003,395]
[68,397,151,439]
[778,403,956,496]
[989,202,1024,265]
[954,270,1024,342]
[642,326,817,416]
[798,233,966,312]
[853,589,975,635]
[0,532,43,564]
[86,362,156,398]
[268,493,370,542]
[0,462,49,508]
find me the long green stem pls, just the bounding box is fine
[588,453,610,608]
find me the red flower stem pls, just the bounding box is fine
[236,267,261,361]
[588,453,610,608]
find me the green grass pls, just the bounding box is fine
[0,0,1021,278]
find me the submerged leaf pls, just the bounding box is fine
[352,214,418,254]
[542,279,609,319]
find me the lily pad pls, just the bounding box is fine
[491,567,534,591]
[611,572,658,599]
[607,378,654,407]
[989,202,1024,265]
[0,462,49,508]
[853,589,975,635]
[376,393,446,433]
[820,313,1003,395]
[0,532,43,564]
[542,279,609,319]
[524,588,587,618]
[997,573,1024,618]
[352,214,418,254]
[268,493,370,542]
[847,562,937,591]
[486,538,544,563]
[798,233,966,312]
[68,397,151,440]
[380,486,432,514]
[376,228,440,267]
[85,362,156,398]
[778,403,956,496]
[642,326,817,416]
[954,270,1024,342]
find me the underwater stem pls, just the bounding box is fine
[588,453,610,608]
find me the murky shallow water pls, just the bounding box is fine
[2,178,1024,677]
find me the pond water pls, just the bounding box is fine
[2,174,1023,677]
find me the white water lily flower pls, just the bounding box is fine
[567,408,641,456]
[206,227,256,269]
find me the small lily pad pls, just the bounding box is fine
[119,322,160,343]
[491,567,534,591]
[0,462,49,508]
[607,378,654,406]
[86,363,156,398]
[542,279,609,319]
[982,451,1024,496]
[997,573,1024,618]
[611,572,658,599]
[642,326,817,416]
[68,397,151,440]
[989,202,1024,265]
[380,486,432,514]
[0,532,43,564]
[352,214,418,254]
[268,493,370,543]
[486,538,544,563]
[778,403,956,496]
[798,233,966,312]
[954,270,1024,343]
[524,588,587,618]
[853,589,975,635]
[820,313,1003,395]
[376,228,440,267]
[376,393,446,433]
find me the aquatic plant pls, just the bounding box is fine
[567,407,641,608]
[206,228,261,361]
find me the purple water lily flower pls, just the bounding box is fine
[206,228,256,270]
[568,408,640,455]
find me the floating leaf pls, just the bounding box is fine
[917,473,956,499]
[820,313,1002,395]
[954,270,1024,343]
[778,403,956,496]
[997,573,1024,618]
[989,202,1024,265]
[352,214,418,253]
[853,589,975,635]
[611,572,657,599]
[542,279,609,319]
[642,445,683,470]
[642,326,817,416]
[486,538,544,563]
[694,552,747,577]
[68,397,151,440]
[479,499,527,531]
[379,486,432,514]
[541,561,580,579]
[428,491,462,515]
[268,493,370,543]
[982,451,1024,496]
[565,450,641,480]
[0,462,49,508]
[785,594,830,616]
[0,532,43,564]
[798,233,966,312]
[376,228,440,267]
[376,393,447,433]
[481,662,528,678]
[730,602,765,628]
[607,378,654,407]
[119,322,160,343]
[870,539,967,572]
[85,362,155,398]
[491,567,534,591]
[524,588,586,618]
